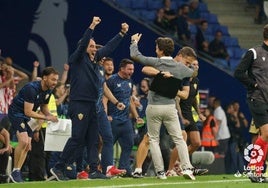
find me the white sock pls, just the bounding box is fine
[12,168,20,172]
[134,168,142,173]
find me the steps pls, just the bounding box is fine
[203,0,264,49]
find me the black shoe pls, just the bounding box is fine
[248,172,268,183]
[50,167,68,181]
[192,168,208,176]
[9,170,24,183]
[89,171,109,179]
[132,171,143,178]
[0,174,8,183]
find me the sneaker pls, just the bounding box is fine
[77,171,89,180]
[248,171,268,183]
[50,167,68,181]
[9,170,24,183]
[0,174,8,183]
[106,166,126,177]
[157,171,167,180]
[181,169,195,180]
[173,161,183,176]
[89,171,109,179]
[166,169,178,177]
[192,168,208,176]
[132,171,143,178]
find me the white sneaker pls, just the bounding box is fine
[166,169,178,177]
[181,169,195,180]
[157,171,167,180]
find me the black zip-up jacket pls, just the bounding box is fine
[234,42,268,103]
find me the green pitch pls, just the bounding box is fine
[0,175,261,188]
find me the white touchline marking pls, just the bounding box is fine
[74,178,249,188]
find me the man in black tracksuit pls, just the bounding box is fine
[50,16,129,181]
[234,24,268,183]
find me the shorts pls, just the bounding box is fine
[8,116,33,138]
[247,98,268,128]
[184,121,199,132]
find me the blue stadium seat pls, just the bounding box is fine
[139,10,156,21]
[170,0,178,10]
[200,12,210,20]
[214,58,229,69]
[229,58,241,71]
[198,2,209,13]
[130,0,148,9]
[213,25,230,36]
[227,47,234,58]
[223,36,239,48]
[114,0,132,8]
[189,24,197,35]
[205,34,214,43]
[233,48,247,59]
[207,13,219,24]
[205,26,214,35]
[147,0,162,10]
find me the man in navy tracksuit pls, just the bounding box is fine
[106,59,143,177]
[50,16,129,180]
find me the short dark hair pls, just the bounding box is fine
[119,58,134,69]
[41,67,59,78]
[103,57,114,63]
[155,37,174,56]
[263,24,268,40]
[177,46,197,59]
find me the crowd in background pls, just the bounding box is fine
[0,44,251,183]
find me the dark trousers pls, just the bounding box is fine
[111,119,134,175]
[28,129,47,181]
[98,110,114,173]
[56,101,99,173]
[0,151,9,174]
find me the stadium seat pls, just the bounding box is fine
[205,34,214,43]
[223,36,239,48]
[200,12,210,20]
[147,0,162,10]
[229,58,241,71]
[170,0,178,10]
[114,0,132,8]
[130,0,148,10]
[198,2,209,13]
[213,25,230,36]
[189,24,197,35]
[207,13,219,24]
[233,47,247,59]
[214,58,229,69]
[139,10,156,21]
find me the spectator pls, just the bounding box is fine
[176,4,192,45]
[201,107,218,152]
[213,98,230,158]
[225,103,244,174]
[209,30,230,65]
[0,120,12,183]
[162,0,177,33]
[188,0,204,25]
[154,8,172,32]
[195,20,210,53]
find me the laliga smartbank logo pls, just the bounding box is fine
[234,144,265,178]
[244,144,264,164]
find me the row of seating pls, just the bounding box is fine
[113,0,247,72]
